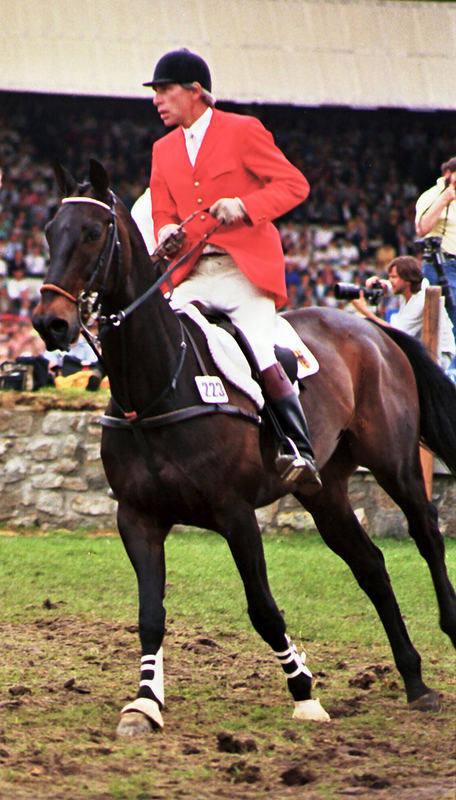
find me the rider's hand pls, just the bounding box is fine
[209,197,247,225]
[156,224,187,258]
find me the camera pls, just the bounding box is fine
[420,235,443,258]
[334,281,384,304]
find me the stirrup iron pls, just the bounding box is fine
[275,437,322,487]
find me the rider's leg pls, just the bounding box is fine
[261,361,321,490]
[169,254,321,489]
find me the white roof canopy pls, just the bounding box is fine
[2,0,456,109]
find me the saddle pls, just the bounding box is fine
[196,305,299,385]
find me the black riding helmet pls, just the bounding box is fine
[143,48,212,94]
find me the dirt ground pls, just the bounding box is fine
[0,615,455,800]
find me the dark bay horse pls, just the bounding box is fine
[33,160,456,735]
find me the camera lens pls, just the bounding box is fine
[334,283,361,301]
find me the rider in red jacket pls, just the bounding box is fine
[144,49,321,493]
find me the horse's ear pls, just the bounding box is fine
[53,160,77,196]
[89,159,110,199]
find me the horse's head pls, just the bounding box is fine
[32,159,121,351]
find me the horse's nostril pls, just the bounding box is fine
[49,318,69,336]
[33,315,72,350]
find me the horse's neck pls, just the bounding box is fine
[100,232,184,409]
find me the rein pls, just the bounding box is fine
[41,193,261,435]
[41,198,222,329]
[99,216,223,329]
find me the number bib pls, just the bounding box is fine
[195,375,229,404]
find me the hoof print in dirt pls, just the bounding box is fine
[63,678,91,694]
[8,685,32,697]
[182,743,200,755]
[327,696,364,718]
[281,766,316,786]
[217,730,258,753]
[124,625,138,634]
[349,671,376,690]
[351,772,391,790]
[370,663,392,676]
[226,759,261,784]
[183,637,219,653]
[282,727,301,742]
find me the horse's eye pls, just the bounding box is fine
[84,226,103,243]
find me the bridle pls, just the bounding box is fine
[41,194,221,332]
[40,193,120,344]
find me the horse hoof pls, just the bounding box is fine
[292,698,331,722]
[408,691,441,712]
[116,711,154,737]
[116,697,164,736]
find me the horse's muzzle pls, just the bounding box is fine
[32,307,78,352]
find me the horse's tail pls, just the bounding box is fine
[374,323,456,475]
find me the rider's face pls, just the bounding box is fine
[152,84,195,128]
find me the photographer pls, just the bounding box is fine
[415,157,456,335]
[350,256,455,370]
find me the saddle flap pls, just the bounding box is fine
[177,303,319,410]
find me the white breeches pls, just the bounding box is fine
[169,253,277,370]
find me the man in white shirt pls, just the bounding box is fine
[351,256,455,370]
[415,156,456,336]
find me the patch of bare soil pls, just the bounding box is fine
[0,616,455,800]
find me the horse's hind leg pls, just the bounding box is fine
[218,502,329,721]
[299,476,439,710]
[375,459,456,649]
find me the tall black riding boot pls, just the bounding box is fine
[262,363,322,492]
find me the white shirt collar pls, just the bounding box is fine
[183,107,213,166]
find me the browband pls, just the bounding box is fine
[61,197,112,212]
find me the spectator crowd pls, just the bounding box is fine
[1,91,456,368]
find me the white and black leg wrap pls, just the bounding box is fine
[274,634,312,681]
[274,636,330,721]
[138,647,164,707]
[120,647,165,729]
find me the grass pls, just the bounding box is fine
[0,528,455,800]
[1,527,454,649]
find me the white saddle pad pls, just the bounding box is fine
[178,303,319,410]
[275,315,320,379]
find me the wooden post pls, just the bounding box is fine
[420,286,441,500]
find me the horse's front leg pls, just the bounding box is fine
[115,502,170,736]
[220,504,330,722]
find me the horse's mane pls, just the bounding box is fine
[370,321,456,474]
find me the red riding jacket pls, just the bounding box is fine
[150,109,310,308]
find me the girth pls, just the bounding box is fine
[100,403,261,430]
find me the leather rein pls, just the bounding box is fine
[40,194,261,433]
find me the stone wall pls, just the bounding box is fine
[1,403,455,537]
[0,402,117,530]
[257,468,456,539]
